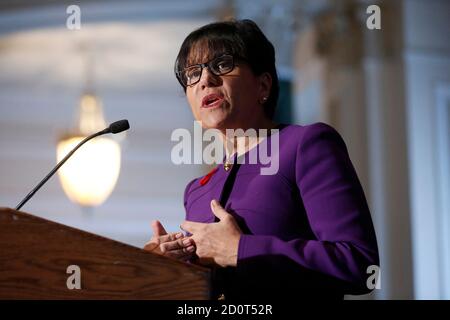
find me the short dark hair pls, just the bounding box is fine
[174,19,279,119]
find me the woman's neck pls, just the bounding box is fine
[219,118,278,160]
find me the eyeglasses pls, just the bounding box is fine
[177,54,239,87]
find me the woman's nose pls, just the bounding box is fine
[199,67,221,89]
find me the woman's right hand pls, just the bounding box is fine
[143,220,196,262]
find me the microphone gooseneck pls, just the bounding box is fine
[15,119,130,211]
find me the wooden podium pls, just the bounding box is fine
[0,208,211,299]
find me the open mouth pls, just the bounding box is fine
[202,93,224,108]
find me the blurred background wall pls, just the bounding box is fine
[0,0,449,300]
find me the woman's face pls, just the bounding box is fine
[185,50,271,131]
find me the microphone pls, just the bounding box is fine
[15,119,130,211]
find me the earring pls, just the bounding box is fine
[260,96,268,104]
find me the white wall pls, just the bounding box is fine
[403,0,450,299]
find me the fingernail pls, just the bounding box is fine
[187,246,195,252]
[211,199,217,207]
[183,239,191,246]
[175,233,183,239]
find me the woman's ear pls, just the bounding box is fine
[258,72,272,103]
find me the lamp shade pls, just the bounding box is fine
[56,135,121,207]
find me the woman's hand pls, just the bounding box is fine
[143,220,195,262]
[181,200,242,268]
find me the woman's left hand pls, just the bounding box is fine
[181,199,242,268]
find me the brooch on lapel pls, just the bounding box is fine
[199,167,219,186]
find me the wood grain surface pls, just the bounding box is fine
[0,208,211,299]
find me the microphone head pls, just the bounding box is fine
[109,120,130,134]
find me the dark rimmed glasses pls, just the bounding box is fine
[177,54,240,87]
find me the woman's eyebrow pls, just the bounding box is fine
[186,51,227,67]
[186,55,203,67]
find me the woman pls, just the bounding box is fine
[144,19,379,299]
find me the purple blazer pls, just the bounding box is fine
[184,123,379,299]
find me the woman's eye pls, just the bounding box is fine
[186,69,201,79]
[216,62,230,72]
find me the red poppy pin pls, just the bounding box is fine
[199,167,219,186]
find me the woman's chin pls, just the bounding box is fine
[199,112,230,130]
